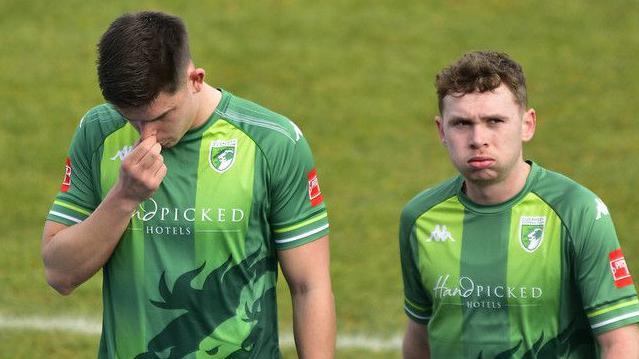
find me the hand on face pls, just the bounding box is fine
[117,135,167,203]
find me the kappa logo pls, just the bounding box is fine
[519,216,546,252]
[209,139,237,173]
[110,145,134,161]
[595,198,609,220]
[289,120,303,142]
[427,225,454,242]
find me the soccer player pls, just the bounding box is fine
[400,51,639,358]
[41,11,335,358]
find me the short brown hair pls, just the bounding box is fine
[435,51,527,113]
[97,11,191,108]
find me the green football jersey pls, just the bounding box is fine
[47,90,329,358]
[400,162,639,358]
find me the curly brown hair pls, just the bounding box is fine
[435,51,527,114]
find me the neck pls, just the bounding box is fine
[191,83,222,129]
[464,160,531,205]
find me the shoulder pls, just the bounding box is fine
[401,177,460,228]
[217,91,303,147]
[72,103,127,151]
[531,165,611,242]
[532,165,603,220]
[78,103,127,133]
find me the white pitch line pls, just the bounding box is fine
[0,315,402,351]
[279,333,402,351]
[0,315,101,334]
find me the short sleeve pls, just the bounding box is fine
[269,123,329,250]
[46,113,100,225]
[573,196,639,334]
[400,208,432,324]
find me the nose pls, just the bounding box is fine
[136,122,157,139]
[469,126,488,149]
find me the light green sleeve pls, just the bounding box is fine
[400,205,432,324]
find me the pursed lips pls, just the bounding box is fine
[468,156,495,170]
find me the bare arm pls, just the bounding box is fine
[42,191,140,295]
[278,236,335,359]
[597,324,639,358]
[41,136,166,295]
[403,319,429,359]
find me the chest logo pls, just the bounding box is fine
[427,225,455,242]
[110,145,133,161]
[519,216,546,252]
[209,139,237,173]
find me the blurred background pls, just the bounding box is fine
[1,0,638,357]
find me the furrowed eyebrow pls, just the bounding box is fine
[481,115,508,121]
[447,116,472,125]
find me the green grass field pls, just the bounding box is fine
[1,0,638,357]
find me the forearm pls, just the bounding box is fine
[403,320,430,359]
[42,187,139,294]
[601,342,639,359]
[403,335,430,359]
[291,286,336,359]
[598,325,639,359]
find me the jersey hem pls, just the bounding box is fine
[275,226,329,251]
[46,213,82,226]
[404,306,430,324]
[590,313,639,335]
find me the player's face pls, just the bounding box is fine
[436,84,536,186]
[118,65,204,148]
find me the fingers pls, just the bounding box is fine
[138,144,163,171]
[146,161,167,195]
[150,142,162,155]
[150,154,167,178]
[126,136,159,163]
[154,163,168,182]
[118,136,166,202]
[126,137,162,171]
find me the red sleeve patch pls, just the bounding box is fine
[61,157,72,192]
[307,168,323,207]
[609,248,633,288]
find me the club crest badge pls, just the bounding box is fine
[209,139,237,173]
[519,216,546,253]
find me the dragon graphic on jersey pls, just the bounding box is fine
[523,228,543,251]
[476,321,592,358]
[135,248,274,358]
[226,286,278,358]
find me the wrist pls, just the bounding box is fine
[105,183,145,215]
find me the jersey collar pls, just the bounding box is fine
[179,89,232,144]
[457,160,541,214]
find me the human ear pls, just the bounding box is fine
[435,116,447,145]
[521,109,536,142]
[188,68,206,92]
